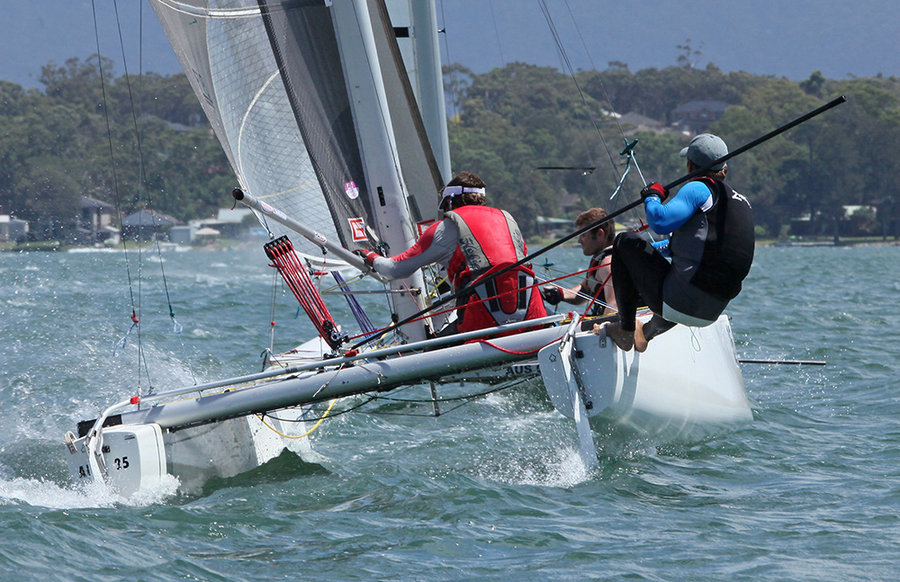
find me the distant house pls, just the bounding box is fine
[0,215,29,243]
[194,227,222,243]
[670,100,729,134]
[77,197,119,245]
[618,112,667,135]
[559,192,580,215]
[121,209,182,241]
[170,225,198,246]
[216,208,253,223]
[197,207,255,239]
[536,216,572,238]
[169,224,200,245]
[789,205,879,238]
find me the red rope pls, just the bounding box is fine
[477,338,555,355]
[581,260,612,318]
[537,265,597,287]
[539,261,613,317]
[265,237,343,349]
[344,268,588,342]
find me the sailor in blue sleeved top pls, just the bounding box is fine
[604,133,755,352]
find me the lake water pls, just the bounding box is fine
[1,243,899,581]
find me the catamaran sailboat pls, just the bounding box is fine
[63,0,752,498]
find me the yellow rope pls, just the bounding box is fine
[427,275,449,298]
[256,398,337,439]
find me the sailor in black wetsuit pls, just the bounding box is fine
[540,207,617,316]
[604,133,755,352]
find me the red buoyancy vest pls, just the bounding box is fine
[443,206,546,333]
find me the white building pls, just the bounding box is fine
[0,215,29,243]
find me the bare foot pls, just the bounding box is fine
[634,319,649,353]
[604,322,634,352]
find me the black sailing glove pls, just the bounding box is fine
[640,182,669,202]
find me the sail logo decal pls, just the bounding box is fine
[344,181,360,200]
[259,201,286,221]
[732,190,752,207]
[349,218,367,242]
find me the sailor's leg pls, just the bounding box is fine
[611,232,669,332]
[643,314,676,340]
[596,321,634,351]
[634,319,648,353]
[634,314,676,353]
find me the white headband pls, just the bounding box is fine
[439,186,486,209]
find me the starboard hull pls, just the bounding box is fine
[539,315,752,443]
[65,412,324,497]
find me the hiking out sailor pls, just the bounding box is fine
[603,133,755,352]
[355,171,546,336]
[540,207,617,316]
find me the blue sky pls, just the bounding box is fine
[2,0,897,90]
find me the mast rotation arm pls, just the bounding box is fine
[232,188,388,283]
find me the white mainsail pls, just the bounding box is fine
[150,0,448,339]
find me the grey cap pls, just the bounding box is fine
[680,133,728,171]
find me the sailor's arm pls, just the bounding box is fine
[644,181,712,234]
[545,262,607,306]
[371,219,457,280]
[556,279,590,304]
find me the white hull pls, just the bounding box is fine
[66,314,751,496]
[540,314,752,443]
[65,411,324,497]
[164,413,322,495]
[66,318,569,496]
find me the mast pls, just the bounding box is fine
[331,0,431,342]
[149,0,443,342]
[410,0,451,181]
[388,0,451,182]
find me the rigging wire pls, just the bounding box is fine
[436,0,458,121]
[268,377,534,423]
[560,0,630,143]
[90,0,199,391]
[440,0,558,231]
[486,0,506,67]
[90,0,142,392]
[110,0,196,387]
[360,376,536,418]
[267,264,280,358]
[537,0,654,233]
[332,270,377,337]
[554,0,652,229]
[536,0,619,187]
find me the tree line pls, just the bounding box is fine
[2,55,899,241]
[448,61,900,239]
[0,56,234,240]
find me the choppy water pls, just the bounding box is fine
[1,243,899,581]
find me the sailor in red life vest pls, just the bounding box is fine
[354,171,546,336]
